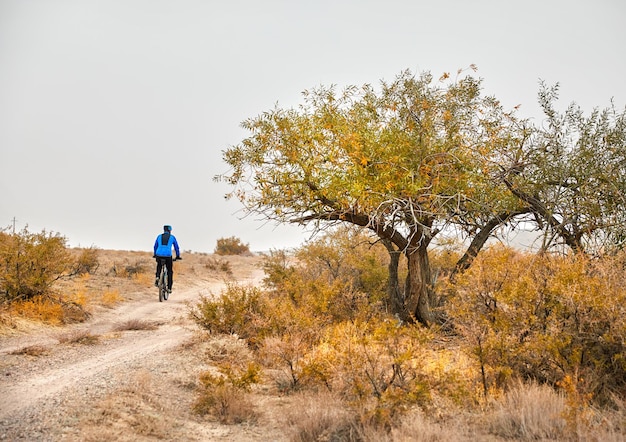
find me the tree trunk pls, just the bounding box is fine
[403,243,433,326]
[382,239,403,317]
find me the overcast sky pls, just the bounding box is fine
[1,1,624,253]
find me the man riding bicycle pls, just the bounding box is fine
[153,225,181,293]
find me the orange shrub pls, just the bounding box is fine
[447,246,626,404]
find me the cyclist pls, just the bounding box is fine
[153,225,181,293]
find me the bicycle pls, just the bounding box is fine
[156,257,180,302]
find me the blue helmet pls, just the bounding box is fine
[163,225,172,232]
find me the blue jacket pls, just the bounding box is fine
[154,232,180,258]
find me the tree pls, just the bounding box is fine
[217,68,528,325]
[499,82,626,255]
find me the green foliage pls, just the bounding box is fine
[217,67,532,323]
[501,83,626,254]
[214,236,250,256]
[0,227,76,303]
[218,68,521,233]
[447,245,626,403]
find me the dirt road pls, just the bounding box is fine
[0,254,284,441]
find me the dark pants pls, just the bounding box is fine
[155,256,173,290]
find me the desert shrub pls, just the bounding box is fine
[193,351,260,423]
[108,260,149,278]
[261,231,389,323]
[260,332,316,392]
[123,261,147,277]
[59,299,90,323]
[100,289,122,306]
[203,256,232,274]
[299,319,433,429]
[72,246,100,275]
[261,247,293,277]
[447,245,626,404]
[8,293,90,324]
[192,383,257,424]
[214,236,250,256]
[190,282,322,352]
[0,227,76,303]
[192,229,467,427]
[295,227,389,297]
[189,284,273,347]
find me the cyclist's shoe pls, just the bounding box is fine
[167,288,172,294]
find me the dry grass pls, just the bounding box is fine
[283,392,472,442]
[488,381,567,440]
[112,319,159,332]
[57,329,100,345]
[9,344,50,356]
[285,392,363,442]
[99,289,123,306]
[389,410,468,442]
[192,383,258,424]
[8,296,65,325]
[77,369,173,441]
[203,333,255,364]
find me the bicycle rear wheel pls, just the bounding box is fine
[163,270,169,301]
[159,269,167,302]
